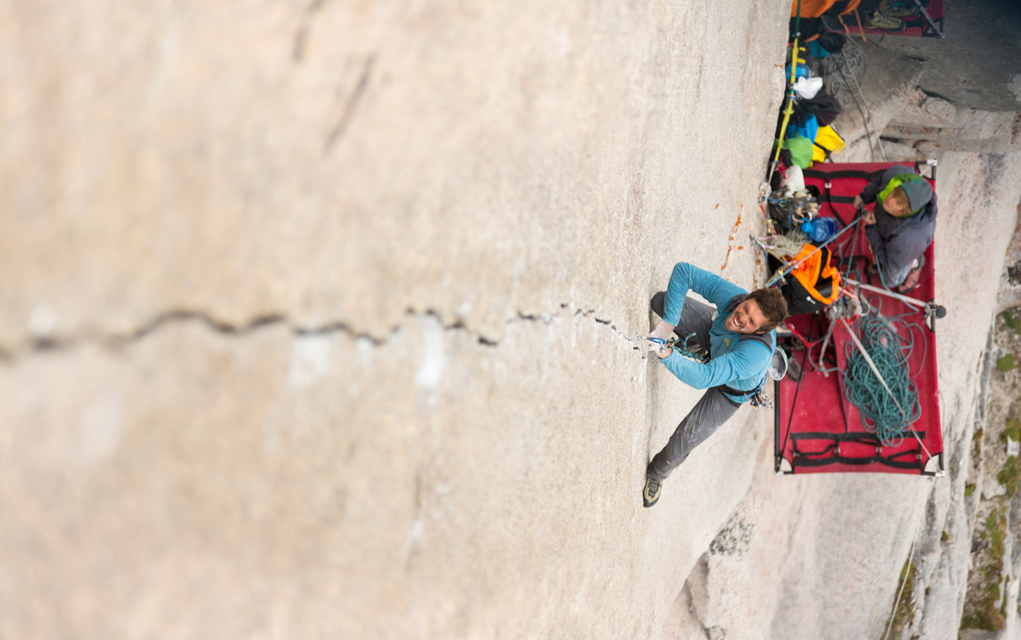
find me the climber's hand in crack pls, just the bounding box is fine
[647,321,675,358]
[650,321,674,342]
[649,343,672,359]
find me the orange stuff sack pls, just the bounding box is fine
[791,0,863,18]
[782,243,843,315]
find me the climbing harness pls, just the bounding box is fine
[647,334,778,410]
[748,351,789,411]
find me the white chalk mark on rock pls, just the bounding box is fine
[415,315,447,390]
[74,392,125,466]
[355,336,374,364]
[289,334,332,388]
[29,305,58,338]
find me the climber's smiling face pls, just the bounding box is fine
[725,299,767,334]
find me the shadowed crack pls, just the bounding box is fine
[121,311,287,343]
[573,308,645,352]
[919,88,953,104]
[325,55,374,151]
[13,311,292,358]
[1,303,649,362]
[292,0,328,62]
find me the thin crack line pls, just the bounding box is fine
[324,55,374,151]
[1,303,650,363]
[292,0,328,62]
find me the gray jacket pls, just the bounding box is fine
[860,165,938,286]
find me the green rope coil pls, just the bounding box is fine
[842,315,921,447]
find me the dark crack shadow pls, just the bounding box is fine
[292,0,329,63]
[118,311,287,344]
[1,302,648,362]
[325,56,374,152]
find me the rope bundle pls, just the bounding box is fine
[842,314,921,447]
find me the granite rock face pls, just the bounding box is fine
[3,2,1020,639]
[0,1,789,638]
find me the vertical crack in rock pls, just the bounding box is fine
[292,0,329,62]
[680,555,716,640]
[325,55,374,151]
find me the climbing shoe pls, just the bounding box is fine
[863,9,905,32]
[882,1,921,17]
[897,255,925,292]
[643,472,662,508]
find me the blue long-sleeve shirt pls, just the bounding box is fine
[659,263,775,402]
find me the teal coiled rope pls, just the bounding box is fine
[842,314,922,447]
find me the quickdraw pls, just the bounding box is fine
[749,392,773,410]
[646,333,709,364]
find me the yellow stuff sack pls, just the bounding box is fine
[811,125,846,164]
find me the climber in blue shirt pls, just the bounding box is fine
[643,262,788,507]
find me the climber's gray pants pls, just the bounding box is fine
[648,292,741,480]
[648,387,740,480]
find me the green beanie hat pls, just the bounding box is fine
[900,179,933,214]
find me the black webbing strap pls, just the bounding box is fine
[825,194,857,204]
[718,382,762,400]
[818,180,849,228]
[812,142,832,163]
[793,443,922,462]
[773,378,782,472]
[789,431,928,471]
[803,169,883,181]
[805,168,883,206]
[791,431,928,442]
[792,454,923,470]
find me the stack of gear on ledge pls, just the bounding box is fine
[768,13,847,182]
[760,186,842,316]
[774,0,947,193]
[770,55,846,175]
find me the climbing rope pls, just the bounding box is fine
[646,333,709,364]
[821,38,888,162]
[842,314,922,447]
